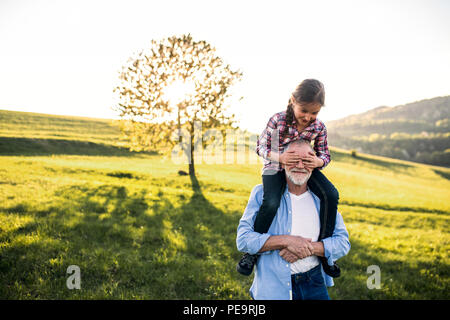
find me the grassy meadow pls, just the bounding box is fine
[0,110,449,299]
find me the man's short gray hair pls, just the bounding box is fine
[284,139,314,153]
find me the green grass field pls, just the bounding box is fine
[1,110,449,299]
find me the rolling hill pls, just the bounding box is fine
[326,96,450,167]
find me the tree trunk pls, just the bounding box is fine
[189,134,195,177]
[188,133,201,192]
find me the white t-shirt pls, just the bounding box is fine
[289,190,320,274]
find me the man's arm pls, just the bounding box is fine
[259,235,314,259]
[279,211,350,265]
[278,240,324,263]
[311,241,325,257]
[258,235,289,252]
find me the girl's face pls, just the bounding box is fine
[291,96,322,127]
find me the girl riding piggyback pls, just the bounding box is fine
[236,79,339,276]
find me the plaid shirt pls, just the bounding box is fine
[256,111,330,173]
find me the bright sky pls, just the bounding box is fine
[0,0,449,134]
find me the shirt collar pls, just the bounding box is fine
[283,184,313,196]
[292,118,319,131]
[284,184,321,215]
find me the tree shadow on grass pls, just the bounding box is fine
[2,179,448,299]
[0,176,247,299]
[0,184,167,298]
[153,173,248,299]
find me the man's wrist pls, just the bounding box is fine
[312,241,325,257]
[259,235,291,253]
[281,235,291,248]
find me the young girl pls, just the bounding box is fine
[236,79,340,276]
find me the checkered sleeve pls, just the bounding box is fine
[256,114,279,160]
[314,124,331,169]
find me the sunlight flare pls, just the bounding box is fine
[162,79,196,106]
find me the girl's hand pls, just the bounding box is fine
[279,150,302,165]
[302,151,324,169]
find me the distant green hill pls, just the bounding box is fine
[0,110,159,156]
[326,96,450,167]
[0,109,123,146]
[0,109,255,157]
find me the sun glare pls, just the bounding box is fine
[162,80,196,105]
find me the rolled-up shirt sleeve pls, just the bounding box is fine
[314,125,331,169]
[321,211,350,266]
[236,185,272,255]
[256,114,279,160]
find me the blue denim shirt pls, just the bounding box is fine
[236,184,351,300]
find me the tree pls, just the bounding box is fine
[113,34,243,177]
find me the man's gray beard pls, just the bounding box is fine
[286,170,312,186]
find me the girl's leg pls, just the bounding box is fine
[306,168,339,238]
[254,169,287,233]
[307,169,342,278]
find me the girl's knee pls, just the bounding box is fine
[327,187,339,203]
[312,183,339,205]
[263,198,281,213]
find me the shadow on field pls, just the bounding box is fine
[0,184,165,298]
[0,175,245,299]
[339,200,449,215]
[1,177,449,299]
[433,169,450,181]
[161,173,244,298]
[0,137,157,157]
[330,149,414,172]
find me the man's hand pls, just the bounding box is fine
[279,248,300,263]
[285,235,314,259]
[280,241,325,263]
[259,235,319,259]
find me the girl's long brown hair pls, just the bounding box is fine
[282,79,325,140]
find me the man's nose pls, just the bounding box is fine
[295,159,305,168]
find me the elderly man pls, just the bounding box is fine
[236,140,350,300]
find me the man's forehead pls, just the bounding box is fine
[289,143,312,154]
